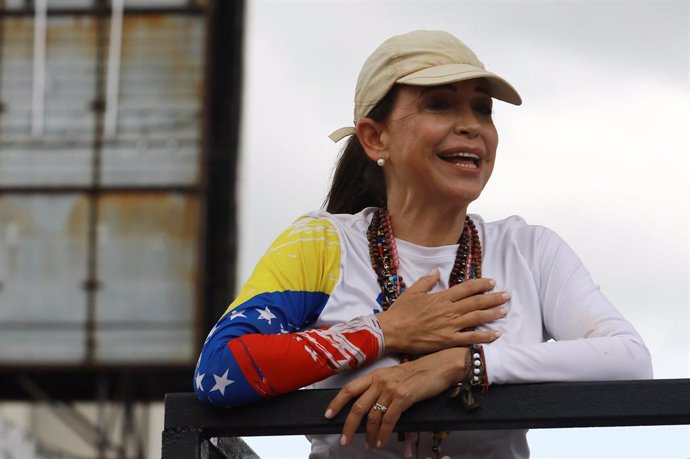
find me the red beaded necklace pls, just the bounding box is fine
[367,207,482,310]
[366,207,483,458]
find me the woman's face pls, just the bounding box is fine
[378,79,499,208]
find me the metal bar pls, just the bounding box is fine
[0,6,205,17]
[0,0,6,136]
[30,0,46,138]
[118,375,140,459]
[204,439,232,459]
[0,185,199,194]
[161,428,206,459]
[0,139,200,147]
[104,0,123,139]
[84,0,106,364]
[198,0,245,353]
[16,376,122,452]
[214,437,259,459]
[1,368,193,402]
[164,380,690,438]
[136,402,150,459]
[96,375,112,459]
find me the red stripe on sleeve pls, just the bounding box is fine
[226,316,384,398]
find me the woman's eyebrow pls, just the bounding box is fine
[419,83,491,96]
[475,85,490,96]
[420,84,457,95]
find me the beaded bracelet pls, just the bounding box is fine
[450,344,488,410]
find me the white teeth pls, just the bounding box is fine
[456,162,477,169]
[441,152,480,160]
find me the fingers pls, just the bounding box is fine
[365,398,392,448]
[449,288,510,316]
[454,328,502,346]
[340,388,379,447]
[374,397,410,448]
[326,376,381,447]
[326,370,408,450]
[403,268,440,294]
[457,305,507,330]
[364,389,414,449]
[325,377,369,423]
[447,277,497,302]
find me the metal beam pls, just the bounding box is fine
[0,368,193,401]
[198,0,244,342]
[164,379,690,439]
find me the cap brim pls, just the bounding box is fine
[396,63,522,105]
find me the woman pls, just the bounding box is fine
[194,30,652,458]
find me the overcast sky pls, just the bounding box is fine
[237,1,690,457]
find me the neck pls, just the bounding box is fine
[383,200,468,247]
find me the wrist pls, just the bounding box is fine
[446,347,469,385]
[449,344,488,410]
[376,310,402,353]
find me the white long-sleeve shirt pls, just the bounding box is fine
[195,207,652,458]
[306,209,651,458]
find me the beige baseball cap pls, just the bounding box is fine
[329,30,522,142]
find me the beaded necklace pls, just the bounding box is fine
[367,207,482,309]
[366,207,483,458]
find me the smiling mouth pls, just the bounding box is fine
[437,152,480,169]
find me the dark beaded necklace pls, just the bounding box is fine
[366,207,483,458]
[367,207,482,310]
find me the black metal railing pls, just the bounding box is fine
[162,378,690,458]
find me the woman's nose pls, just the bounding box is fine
[452,113,481,137]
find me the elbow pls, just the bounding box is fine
[635,342,654,380]
[193,343,262,408]
[619,337,653,380]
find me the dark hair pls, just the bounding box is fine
[324,86,399,214]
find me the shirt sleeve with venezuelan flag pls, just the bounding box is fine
[194,216,384,407]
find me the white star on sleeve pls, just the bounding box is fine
[210,369,234,396]
[256,306,277,325]
[230,310,246,320]
[196,373,205,391]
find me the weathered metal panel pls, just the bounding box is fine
[102,15,204,186]
[0,15,96,186]
[0,195,88,362]
[95,192,198,363]
[0,14,204,186]
[0,10,205,365]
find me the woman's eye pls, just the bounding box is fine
[475,104,493,116]
[427,100,451,111]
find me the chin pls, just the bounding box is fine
[447,186,483,204]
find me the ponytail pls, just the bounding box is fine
[324,86,399,214]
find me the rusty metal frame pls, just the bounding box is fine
[0,0,244,405]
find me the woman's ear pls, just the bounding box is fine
[356,118,388,162]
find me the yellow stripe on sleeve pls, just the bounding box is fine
[224,217,341,315]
